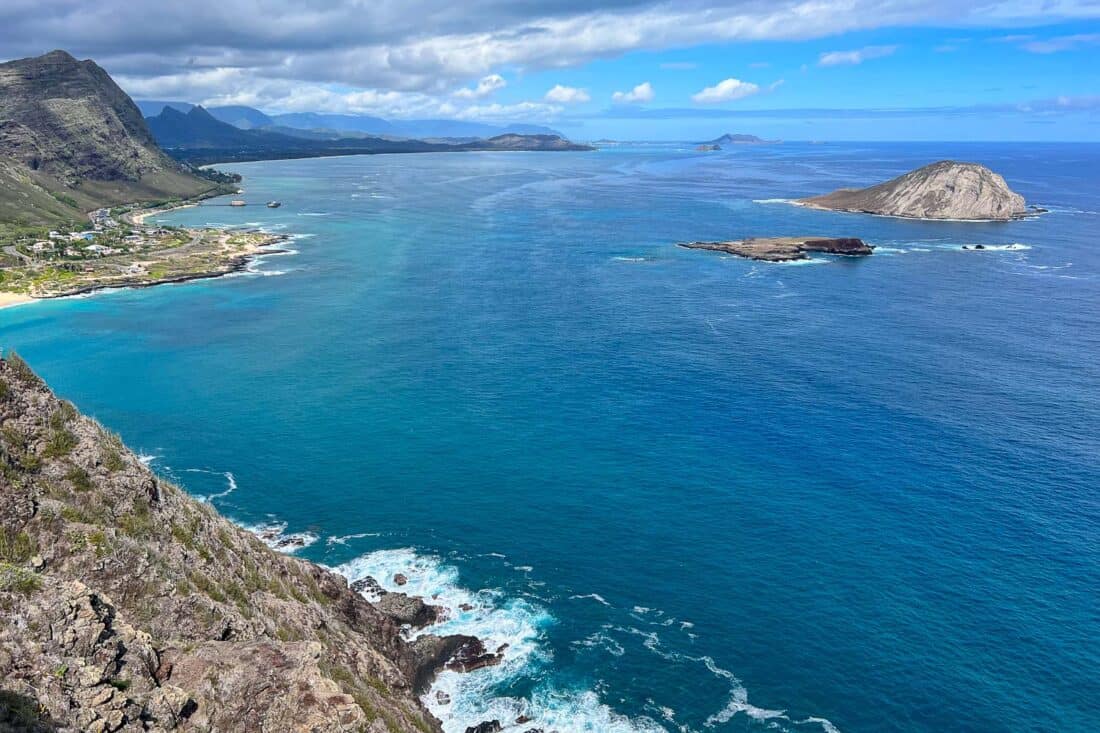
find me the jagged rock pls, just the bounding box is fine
[374,592,443,628]
[350,575,386,597]
[436,690,451,705]
[800,160,1028,220]
[0,354,445,732]
[465,722,502,733]
[394,573,408,586]
[445,637,506,673]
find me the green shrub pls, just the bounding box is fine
[103,449,125,472]
[64,466,92,492]
[43,430,77,458]
[119,502,154,538]
[0,563,41,594]
[4,353,41,387]
[0,530,35,564]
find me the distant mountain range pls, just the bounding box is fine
[145,105,593,165]
[136,100,564,141]
[0,52,223,225]
[0,51,594,226]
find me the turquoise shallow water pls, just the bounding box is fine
[3,142,1099,732]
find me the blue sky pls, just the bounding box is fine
[2,1,1098,140]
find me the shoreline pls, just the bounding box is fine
[1,184,292,310]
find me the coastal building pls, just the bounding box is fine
[83,244,112,255]
[31,241,52,253]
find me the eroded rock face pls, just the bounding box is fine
[800,160,1028,220]
[0,354,443,732]
[375,592,444,629]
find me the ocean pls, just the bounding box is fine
[2,142,1098,732]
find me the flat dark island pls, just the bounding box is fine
[679,236,873,262]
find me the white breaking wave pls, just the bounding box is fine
[243,520,318,554]
[752,198,793,204]
[325,532,381,546]
[183,468,237,502]
[570,593,612,607]
[332,547,666,733]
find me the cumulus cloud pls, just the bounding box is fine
[691,78,760,104]
[1,0,1099,118]
[818,45,898,66]
[612,81,654,104]
[544,84,591,103]
[453,73,506,99]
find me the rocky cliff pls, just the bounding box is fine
[800,160,1028,221]
[0,51,218,225]
[0,353,475,732]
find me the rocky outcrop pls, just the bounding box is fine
[0,353,474,731]
[680,236,873,262]
[375,592,444,629]
[800,160,1028,220]
[0,50,219,224]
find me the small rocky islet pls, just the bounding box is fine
[680,236,873,262]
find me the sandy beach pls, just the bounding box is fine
[0,292,35,309]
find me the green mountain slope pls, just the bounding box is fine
[0,51,224,227]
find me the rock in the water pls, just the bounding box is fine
[679,236,872,263]
[465,722,502,733]
[445,637,506,673]
[374,592,443,628]
[436,690,451,705]
[350,575,386,597]
[800,160,1028,221]
[394,573,408,586]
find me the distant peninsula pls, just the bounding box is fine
[680,236,872,262]
[146,106,594,166]
[799,161,1029,221]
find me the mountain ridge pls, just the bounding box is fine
[0,51,222,225]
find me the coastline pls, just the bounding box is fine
[0,291,35,310]
[0,183,294,309]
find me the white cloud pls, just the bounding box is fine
[544,84,591,104]
[768,79,785,91]
[1021,33,1100,53]
[818,45,899,66]
[612,81,654,104]
[691,77,760,104]
[452,73,506,99]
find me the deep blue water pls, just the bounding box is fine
[3,142,1098,732]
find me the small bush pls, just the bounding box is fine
[5,353,41,387]
[43,430,78,458]
[64,466,92,492]
[87,530,109,558]
[118,502,154,538]
[0,563,41,594]
[107,678,130,692]
[103,449,125,472]
[0,530,35,564]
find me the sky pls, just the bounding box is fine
[2,0,1099,140]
